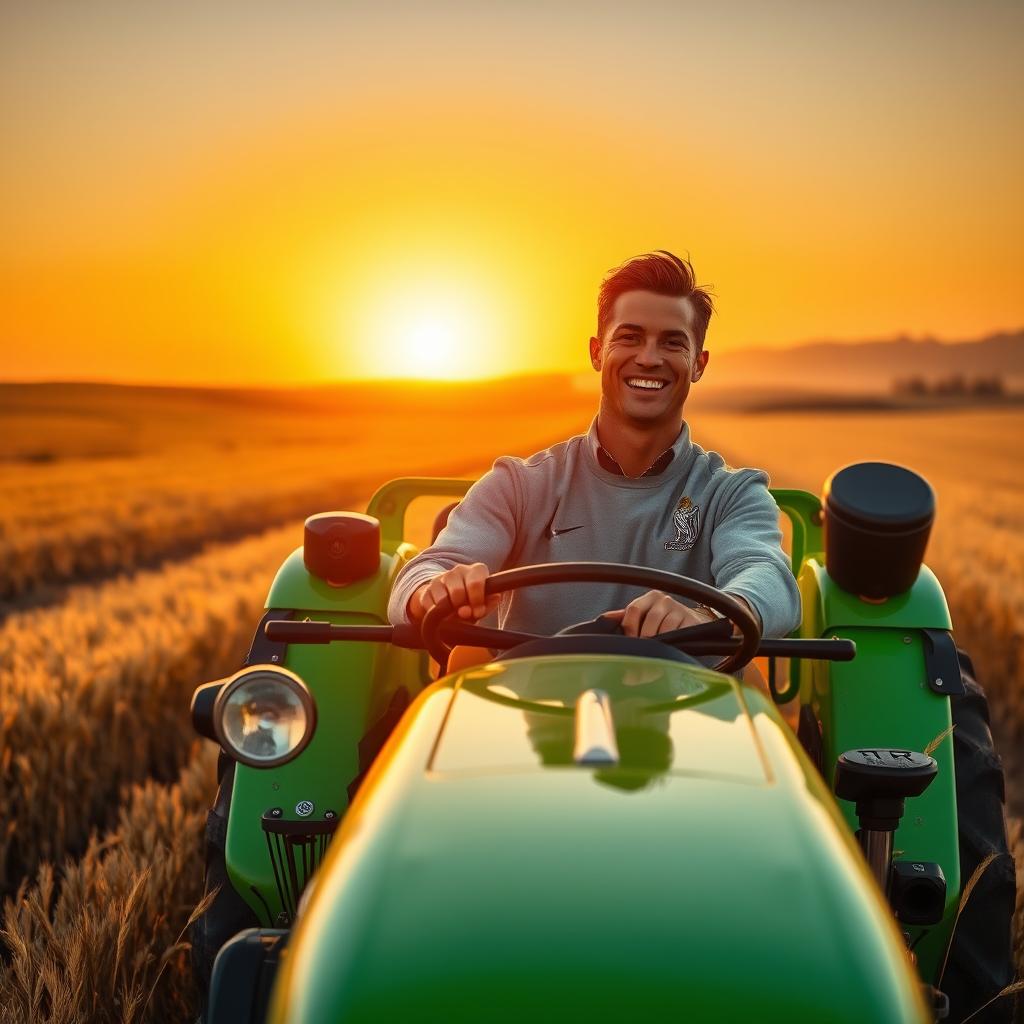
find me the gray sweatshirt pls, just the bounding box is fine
[387,418,801,639]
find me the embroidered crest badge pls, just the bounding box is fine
[665,496,700,551]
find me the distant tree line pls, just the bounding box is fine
[893,374,1005,397]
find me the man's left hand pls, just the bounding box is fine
[602,590,714,638]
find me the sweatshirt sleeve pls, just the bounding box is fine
[709,469,802,638]
[386,458,522,626]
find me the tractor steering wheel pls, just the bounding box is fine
[418,561,761,675]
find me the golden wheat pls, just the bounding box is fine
[0,385,595,602]
[0,742,217,1024]
[0,521,300,894]
[0,445,372,601]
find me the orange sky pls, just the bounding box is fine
[1,1,1022,384]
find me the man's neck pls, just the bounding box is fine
[595,406,684,478]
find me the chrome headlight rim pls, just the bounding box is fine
[213,664,317,769]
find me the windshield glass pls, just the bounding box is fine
[434,657,764,789]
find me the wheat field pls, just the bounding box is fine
[0,522,300,894]
[0,380,595,604]
[0,386,1019,1022]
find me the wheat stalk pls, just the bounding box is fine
[0,743,217,1024]
[959,979,1023,1023]
[937,851,1006,989]
[923,724,955,756]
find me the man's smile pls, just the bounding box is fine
[625,377,668,391]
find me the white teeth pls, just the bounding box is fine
[626,378,666,390]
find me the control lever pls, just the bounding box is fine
[834,749,938,892]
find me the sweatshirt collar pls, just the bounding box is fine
[586,417,693,480]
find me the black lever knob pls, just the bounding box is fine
[834,749,937,831]
[890,860,947,926]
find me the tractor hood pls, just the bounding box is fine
[269,655,927,1024]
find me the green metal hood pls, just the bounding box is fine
[269,656,927,1023]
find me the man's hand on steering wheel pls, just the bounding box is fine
[416,562,762,676]
[603,590,762,639]
[603,591,715,638]
[409,562,499,624]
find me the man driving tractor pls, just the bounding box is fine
[388,250,801,676]
[192,249,1018,1023]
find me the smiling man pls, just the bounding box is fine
[387,250,800,648]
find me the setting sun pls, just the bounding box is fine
[343,287,497,380]
[396,318,462,379]
[321,250,529,380]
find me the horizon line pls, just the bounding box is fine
[2,327,1019,390]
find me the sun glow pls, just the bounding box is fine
[321,248,530,380]
[394,314,468,379]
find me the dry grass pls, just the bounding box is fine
[0,742,216,1024]
[0,521,299,895]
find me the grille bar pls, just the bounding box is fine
[261,808,339,924]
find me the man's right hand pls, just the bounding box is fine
[408,563,499,624]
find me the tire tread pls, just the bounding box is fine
[942,651,1017,1024]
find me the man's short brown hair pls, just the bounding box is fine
[597,250,714,349]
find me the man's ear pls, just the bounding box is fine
[589,335,602,370]
[691,349,709,381]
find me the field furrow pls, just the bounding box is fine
[0,456,377,605]
[0,388,598,605]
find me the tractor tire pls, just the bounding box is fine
[941,649,1017,1024]
[190,755,259,1023]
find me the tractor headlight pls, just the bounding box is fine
[213,665,316,768]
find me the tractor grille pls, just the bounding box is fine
[261,808,339,925]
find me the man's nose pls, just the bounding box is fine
[634,340,663,367]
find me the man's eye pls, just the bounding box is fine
[619,334,641,343]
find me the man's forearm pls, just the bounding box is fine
[728,593,762,632]
[710,471,802,638]
[388,559,455,625]
[386,460,521,627]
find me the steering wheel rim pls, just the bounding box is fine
[418,561,761,675]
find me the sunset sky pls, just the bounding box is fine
[2,1,1022,384]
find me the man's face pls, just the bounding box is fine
[589,290,709,425]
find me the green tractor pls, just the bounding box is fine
[189,463,1016,1023]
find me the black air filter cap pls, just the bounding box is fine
[304,512,380,586]
[825,462,935,534]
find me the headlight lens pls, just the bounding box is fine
[213,665,316,768]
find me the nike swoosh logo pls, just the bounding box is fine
[545,499,585,539]
[549,524,584,538]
